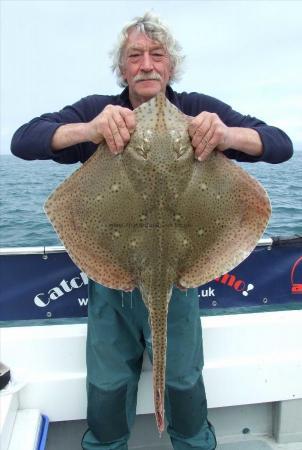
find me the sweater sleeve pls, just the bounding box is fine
[219,103,294,164]
[10,96,105,164]
[178,92,294,164]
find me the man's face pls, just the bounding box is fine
[121,29,173,106]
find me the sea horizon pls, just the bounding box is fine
[1,150,301,248]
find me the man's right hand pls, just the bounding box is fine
[51,105,136,154]
[87,105,136,154]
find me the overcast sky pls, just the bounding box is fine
[1,0,301,154]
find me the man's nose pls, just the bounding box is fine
[141,52,153,71]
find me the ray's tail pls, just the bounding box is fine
[149,307,168,435]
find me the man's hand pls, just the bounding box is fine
[188,112,231,161]
[87,105,136,154]
[188,111,263,161]
[51,105,136,153]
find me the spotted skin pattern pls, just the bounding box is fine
[44,94,271,433]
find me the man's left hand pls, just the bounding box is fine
[188,112,231,161]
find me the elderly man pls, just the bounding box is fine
[11,12,293,450]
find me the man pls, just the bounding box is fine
[11,12,293,450]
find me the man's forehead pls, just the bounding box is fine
[127,42,165,51]
[124,29,165,52]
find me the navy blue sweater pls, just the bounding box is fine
[11,86,293,164]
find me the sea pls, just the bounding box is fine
[1,151,301,248]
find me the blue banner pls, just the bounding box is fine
[197,237,302,314]
[0,237,302,322]
[0,251,88,321]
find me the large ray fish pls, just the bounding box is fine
[44,94,271,433]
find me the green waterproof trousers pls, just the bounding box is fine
[81,280,217,450]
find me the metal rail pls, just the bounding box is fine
[0,238,275,255]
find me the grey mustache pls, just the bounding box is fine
[134,72,162,82]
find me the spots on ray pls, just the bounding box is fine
[110,183,120,192]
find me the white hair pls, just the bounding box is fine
[110,11,185,87]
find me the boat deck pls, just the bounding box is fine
[46,416,302,450]
[2,311,302,450]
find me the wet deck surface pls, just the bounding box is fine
[45,419,302,450]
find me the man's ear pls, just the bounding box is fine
[120,65,128,85]
[168,63,174,83]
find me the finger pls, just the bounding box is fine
[101,119,118,153]
[188,111,208,137]
[197,143,215,161]
[112,112,131,143]
[196,138,217,162]
[188,117,203,138]
[198,121,229,158]
[195,122,219,160]
[195,127,215,156]
[191,117,211,149]
[120,109,136,133]
[108,117,125,153]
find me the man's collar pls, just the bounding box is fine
[119,87,132,109]
[119,85,176,110]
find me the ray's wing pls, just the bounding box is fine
[177,151,271,288]
[44,145,145,290]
